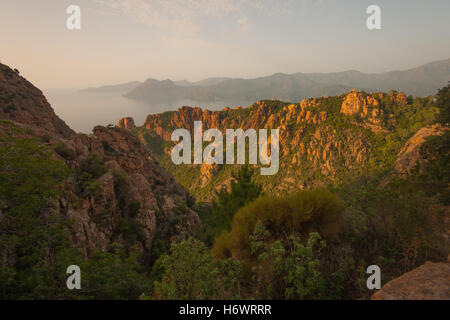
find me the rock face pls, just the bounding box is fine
[117,117,136,129]
[395,124,448,174]
[0,63,75,137]
[138,90,407,200]
[371,258,450,300]
[0,62,200,256]
[340,89,384,124]
[58,125,199,254]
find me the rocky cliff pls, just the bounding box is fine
[0,64,75,138]
[131,89,426,201]
[117,117,136,129]
[0,63,199,256]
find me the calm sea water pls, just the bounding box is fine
[44,90,248,134]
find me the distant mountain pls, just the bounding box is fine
[83,81,142,93]
[174,77,232,87]
[303,59,450,96]
[194,77,233,87]
[123,59,450,104]
[124,78,219,103]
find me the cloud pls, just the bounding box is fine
[94,0,294,35]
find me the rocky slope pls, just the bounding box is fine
[395,124,448,175]
[0,64,75,138]
[0,62,199,256]
[130,88,434,201]
[371,256,450,300]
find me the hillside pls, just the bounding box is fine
[121,84,449,300]
[0,63,199,299]
[127,89,438,201]
[125,78,219,103]
[82,81,142,93]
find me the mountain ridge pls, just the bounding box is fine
[125,88,442,202]
[86,59,450,104]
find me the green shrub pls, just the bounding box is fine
[83,179,103,198]
[119,218,145,243]
[338,176,448,280]
[151,238,241,300]
[79,154,107,179]
[80,243,152,300]
[250,221,328,299]
[436,82,450,125]
[54,142,76,160]
[212,189,344,262]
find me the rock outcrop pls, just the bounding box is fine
[371,258,450,300]
[138,91,404,200]
[58,125,199,254]
[117,117,136,129]
[340,89,385,125]
[0,62,200,256]
[395,124,448,174]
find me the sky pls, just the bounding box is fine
[1,0,450,89]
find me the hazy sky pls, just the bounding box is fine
[1,0,450,89]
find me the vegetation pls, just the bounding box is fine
[416,82,450,204]
[150,239,241,300]
[0,130,75,299]
[212,189,344,262]
[0,128,151,299]
[199,165,262,245]
[250,224,328,299]
[1,83,449,300]
[54,142,76,160]
[436,82,450,125]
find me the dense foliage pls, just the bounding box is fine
[150,239,241,300]
[199,165,262,245]
[211,189,344,262]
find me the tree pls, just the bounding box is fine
[250,221,328,299]
[151,238,241,300]
[436,82,450,125]
[79,244,152,300]
[200,165,262,245]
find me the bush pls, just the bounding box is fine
[80,243,152,300]
[212,189,344,263]
[250,221,328,299]
[418,131,450,204]
[436,82,450,125]
[339,176,448,281]
[79,154,107,179]
[54,142,76,160]
[119,218,145,243]
[75,155,108,197]
[151,238,241,300]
